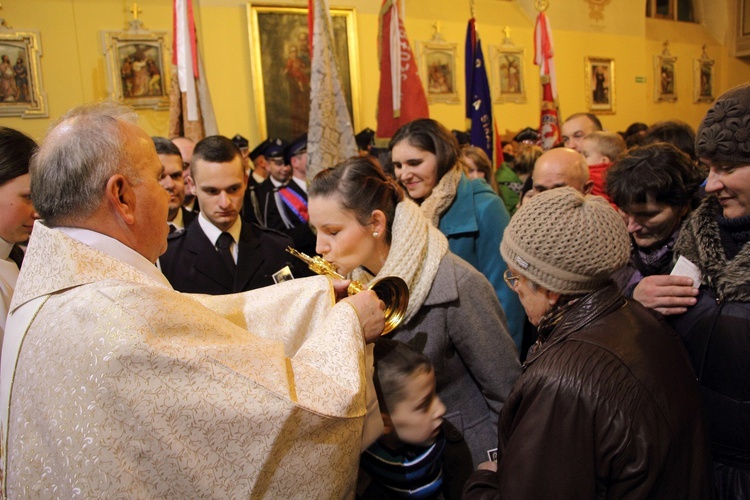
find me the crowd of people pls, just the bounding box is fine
[0,82,749,498]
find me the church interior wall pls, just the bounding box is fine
[1,0,749,145]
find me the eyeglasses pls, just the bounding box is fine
[503,269,520,289]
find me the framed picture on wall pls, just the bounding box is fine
[693,46,715,103]
[654,42,677,102]
[0,26,48,118]
[102,26,170,110]
[248,4,361,140]
[417,35,460,104]
[489,44,526,104]
[584,57,614,114]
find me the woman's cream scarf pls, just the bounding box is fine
[351,199,448,324]
[419,165,462,227]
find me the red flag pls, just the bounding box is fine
[534,11,561,150]
[376,0,429,139]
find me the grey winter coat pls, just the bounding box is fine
[389,253,521,471]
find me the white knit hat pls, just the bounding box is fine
[500,187,630,295]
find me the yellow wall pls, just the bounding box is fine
[1,0,749,145]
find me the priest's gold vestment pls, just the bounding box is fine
[1,223,368,498]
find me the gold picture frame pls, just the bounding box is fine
[584,56,614,114]
[490,44,526,104]
[693,46,715,104]
[654,42,677,103]
[416,33,460,104]
[248,4,361,139]
[0,26,48,118]
[102,23,170,110]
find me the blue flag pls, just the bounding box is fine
[464,18,493,161]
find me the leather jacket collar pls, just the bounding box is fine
[524,284,626,369]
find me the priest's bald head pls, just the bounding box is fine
[30,102,170,263]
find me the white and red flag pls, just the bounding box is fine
[534,11,561,150]
[169,0,217,141]
[376,0,429,139]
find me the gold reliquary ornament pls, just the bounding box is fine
[286,247,409,335]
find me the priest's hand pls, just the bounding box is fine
[343,289,386,343]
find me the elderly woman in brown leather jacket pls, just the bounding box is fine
[462,187,712,499]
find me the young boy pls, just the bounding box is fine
[580,130,626,206]
[358,339,447,499]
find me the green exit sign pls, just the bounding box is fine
[635,76,647,83]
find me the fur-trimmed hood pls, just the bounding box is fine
[676,196,750,302]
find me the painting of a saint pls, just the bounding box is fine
[0,44,32,103]
[118,43,164,98]
[585,57,614,113]
[700,64,712,97]
[660,62,675,95]
[499,54,521,94]
[426,52,453,94]
[255,9,353,140]
[592,64,608,104]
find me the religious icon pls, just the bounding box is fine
[693,45,715,103]
[0,28,47,118]
[490,31,526,105]
[654,40,677,103]
[417,27,460,104]
[585,57,615,114]
[102,10,170,111]
[249,5,360,140]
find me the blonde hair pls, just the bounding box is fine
[512,143,543,176]
[582,131,626,162]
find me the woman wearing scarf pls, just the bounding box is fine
[388,119,525,352]
[308,157,520,498]
[606,142,703,298]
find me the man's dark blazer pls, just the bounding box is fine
[241,175,263,226]
[160,219,305,295]
[255,177,316,256]
[180,207,198,229]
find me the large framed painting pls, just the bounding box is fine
[248,4,361,140]
[0,27,48,118]
[584,56,614,114]
[489,44,526,104]
[101,26,170,110]
[416,35,460,104]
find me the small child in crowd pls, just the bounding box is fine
[580,130,626,206]
[358,339,447,499]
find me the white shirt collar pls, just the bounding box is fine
[170,208,185,231]
[0,237,12,262]
[291,176,307,194]
[57,227,172,287]
[270,177,284,189]
[198,213,242,246]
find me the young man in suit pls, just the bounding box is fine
[160,135,303,294]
